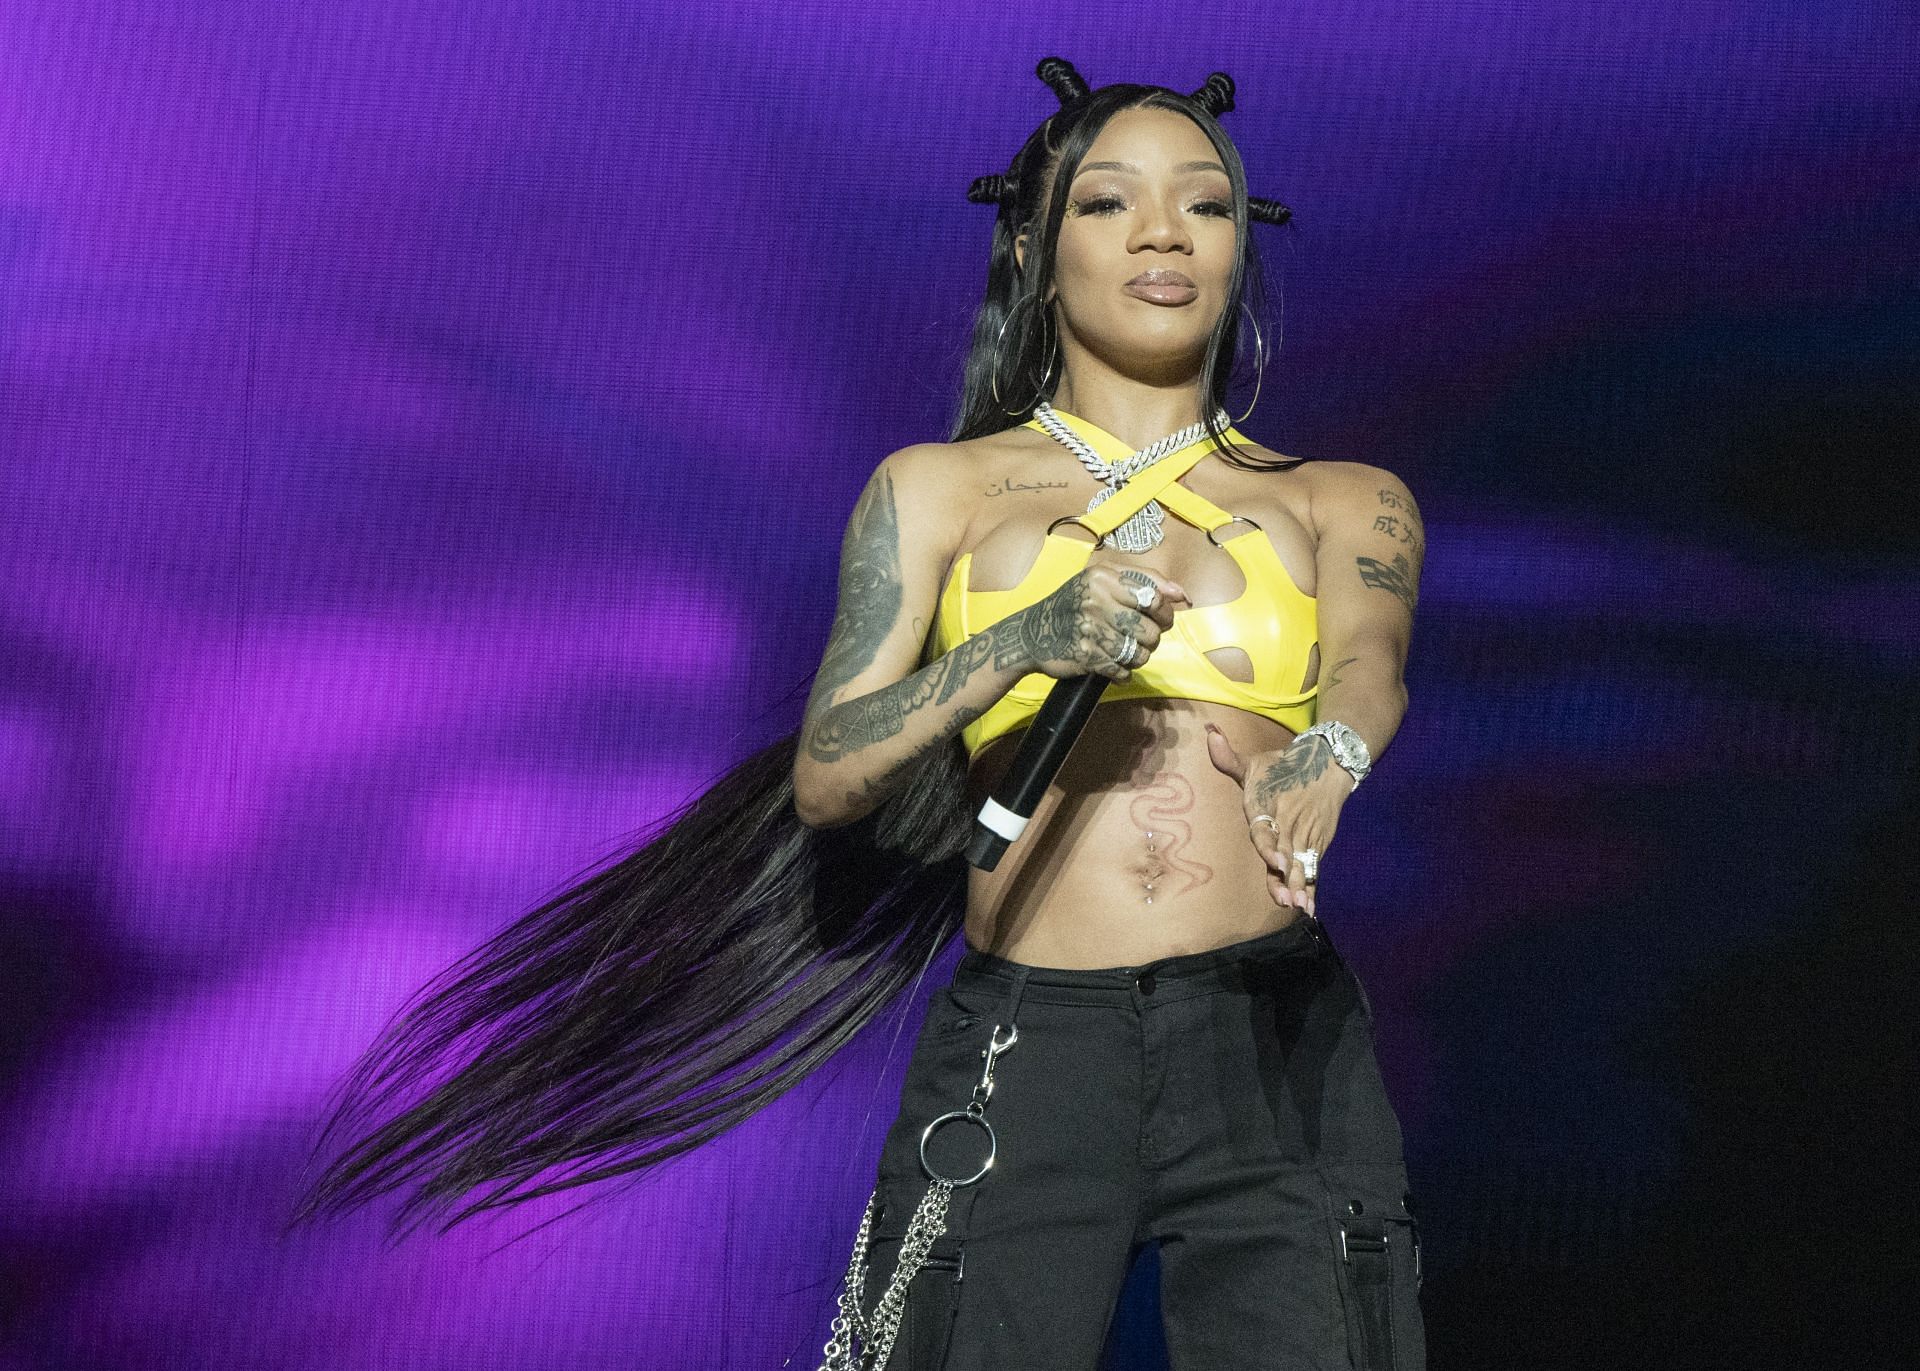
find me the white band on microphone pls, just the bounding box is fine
[976,795,1030,842]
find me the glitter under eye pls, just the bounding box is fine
[1067,196,1234,218]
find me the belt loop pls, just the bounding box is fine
[1004,966,1033,1031]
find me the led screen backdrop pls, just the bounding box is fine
[2,2,1916,1368]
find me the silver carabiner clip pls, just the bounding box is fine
[972,1022,1017,1108]
[920,1021,1020,1187]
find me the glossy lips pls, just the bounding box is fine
[1123,268,1198,305]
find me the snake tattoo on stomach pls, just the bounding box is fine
[1127,771,1214,905]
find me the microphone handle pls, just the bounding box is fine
[964,671,1111,871]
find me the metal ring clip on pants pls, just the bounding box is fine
[857,916,1426,1370]
[818,967,1038,1371]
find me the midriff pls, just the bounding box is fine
[961,697,1313,967]
[943,425,1325,968]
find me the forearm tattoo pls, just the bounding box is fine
[844,704,986,814]
[806,636,995,762]
[804,518,1150,769]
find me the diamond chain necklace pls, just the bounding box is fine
[1030,400,1230,553]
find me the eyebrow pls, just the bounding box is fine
[1074,160,1228,176]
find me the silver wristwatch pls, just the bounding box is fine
[1297,721,1372,791]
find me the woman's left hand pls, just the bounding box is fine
[1204,723,1350,915]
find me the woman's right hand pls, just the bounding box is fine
[1005,552,1191,682]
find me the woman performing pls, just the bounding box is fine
[292,57,1427,1371]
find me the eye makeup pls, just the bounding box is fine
[1065,194,1234,218]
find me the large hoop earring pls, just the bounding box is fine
[991,291,1059,416]
[1231,299,1267,425]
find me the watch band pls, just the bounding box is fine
[1299,721,1372,791]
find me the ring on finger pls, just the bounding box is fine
[1116,632,1139,667]
[1130,583,1156,611]
[1293,847,1319,883]
[1252,814,1277,830]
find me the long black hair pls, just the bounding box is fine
[287,57,1293,1242]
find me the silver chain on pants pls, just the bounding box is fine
[816,968,1032,1370]
[817,1178,956,1370]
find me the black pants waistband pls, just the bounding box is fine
[953,915,1332,1008]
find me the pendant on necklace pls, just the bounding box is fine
[1086,484,1166,552]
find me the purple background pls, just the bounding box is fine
[3,2,1916,1367]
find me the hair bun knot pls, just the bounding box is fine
[1035,56,1091,107]
[1190,72,1236,117]
[967,174,1010,205]
[1247,196,1292,225]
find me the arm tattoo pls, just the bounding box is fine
[1356,482,1423,617]
[844,704,986,813]
[804,574,1136,765]
[805,630,1000,762]
[1373,485,1425,558]
[1356,550,1418,617]
[805,468,903,722]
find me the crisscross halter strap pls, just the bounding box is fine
[929,408,1321,758]
[1037,414,1251,546]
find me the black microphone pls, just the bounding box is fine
[965,670,1111,870]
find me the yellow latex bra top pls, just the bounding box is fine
[926,407,1320,760]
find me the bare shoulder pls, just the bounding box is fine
[1306,456,1416,491]
[1295,458,1422,538]
[870,434,1012,496]
[881,427,1047,531]
[905,426,1047,475]
[863,440,970,530]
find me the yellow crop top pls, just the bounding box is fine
[926,406,1320,759]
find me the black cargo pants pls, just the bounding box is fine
[859,913,1426,1370]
